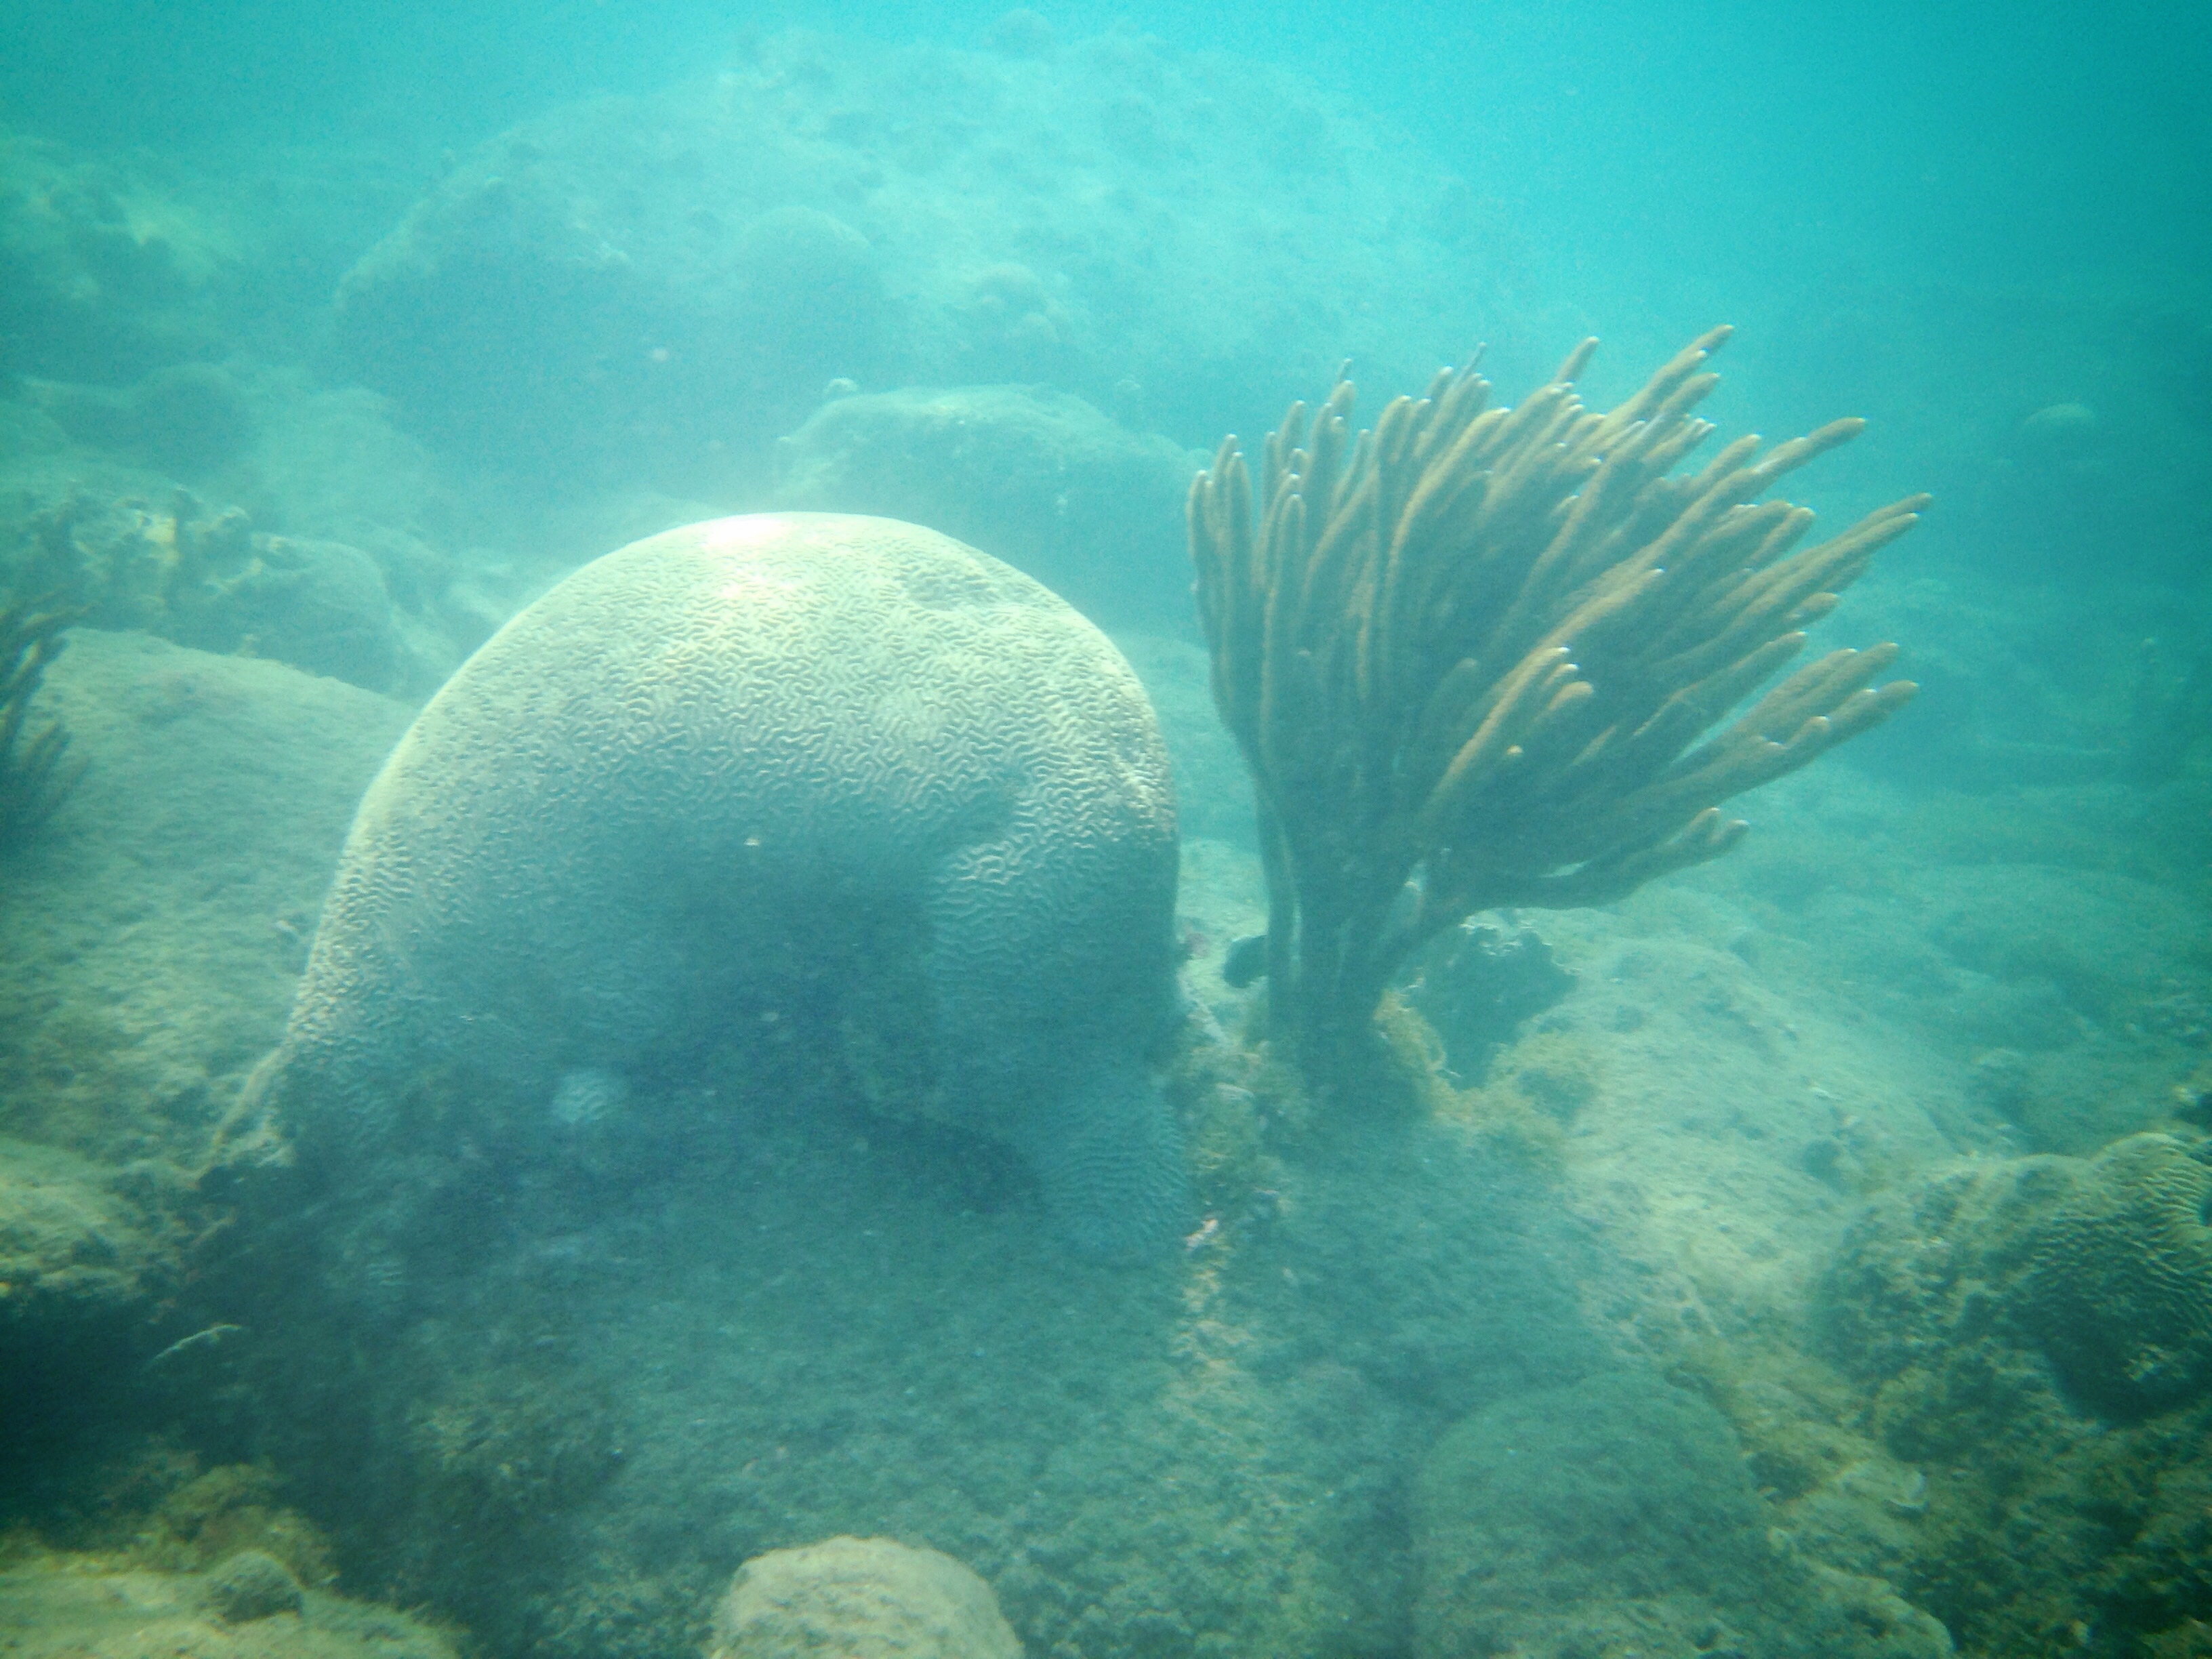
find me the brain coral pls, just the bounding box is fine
[2019,1132,2212,1412]
[249,513,1184,1256]
[709,1536,1021,1659]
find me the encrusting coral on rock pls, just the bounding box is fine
[18,488,426,694]
[1809,1136,2212,1654]
[2018,1131,2212,1413]
[1189,327,1925,1078]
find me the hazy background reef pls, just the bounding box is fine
[5,16,2209,760]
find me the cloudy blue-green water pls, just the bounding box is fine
[1,5,2208,1658]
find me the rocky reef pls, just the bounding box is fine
[1413,1366,1951,1659]
[1813,1134,2212,1653]
[14,487,451,697]
[330,28,1505,489]
[0,16,2206,1659]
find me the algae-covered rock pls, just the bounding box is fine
[204,1549,304,1622]
[1817,1153,2080,1395]
[0,1137,192,1456]
[708,1536,1020,1659]
[0,630,413,1167]
[0,1552,455,1658]
[1812,1148,2212,1654]
[1410,1363,1950,1658]
[220,1068,1599,1659]
[133,1462,338,1586]
[0,1138,178,1328]
[1822,1136,2212,1418]
[1412,1368,1790,1659]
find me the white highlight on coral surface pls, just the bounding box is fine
[702,514,793,550]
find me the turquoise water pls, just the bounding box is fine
[1,5,2207,1658]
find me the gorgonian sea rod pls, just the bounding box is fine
[1191,328,1925,1078]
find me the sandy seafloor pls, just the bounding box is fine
[3,20,2211,1659]
[5,615,2208,1659]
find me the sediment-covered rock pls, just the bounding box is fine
[0,1551,455,1658]
[773,384,1196,625]
[709,1536,1021,1659]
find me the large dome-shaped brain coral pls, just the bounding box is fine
[241,513,1185,1258]
[2018,1131,2212,1412]
[708,1536,1021,1659]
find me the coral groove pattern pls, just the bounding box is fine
[247,513,1184,1256]
[2022,1132,2212,1412]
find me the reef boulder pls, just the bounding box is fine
[1413,1370,1784,1659]
[709,1536,1021,1659]
[203,1550,306,1624]
[773,384,1197,626]
[0,136,242,384]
